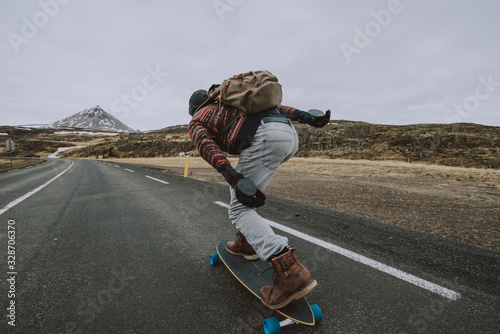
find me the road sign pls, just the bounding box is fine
[6,137,15,151]
[6,137,15,170]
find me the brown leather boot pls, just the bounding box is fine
[226,232,260,260]
[260,248,317,309]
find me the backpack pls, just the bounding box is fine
[198,70,283,134]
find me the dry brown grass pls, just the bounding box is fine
[102,156,500,185]
[0,158,44,172]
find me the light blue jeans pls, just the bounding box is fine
[228,119,299,261]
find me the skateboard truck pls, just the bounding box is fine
[263,304,323,334]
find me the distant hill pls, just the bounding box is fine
[64,121,499,169]
[293,121,500,168]
[52,105,136,133]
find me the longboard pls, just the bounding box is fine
[210,240,322,333]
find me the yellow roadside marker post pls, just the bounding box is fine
[184,153,190,177]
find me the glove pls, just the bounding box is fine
[221,166,244,187]
[234,178,266,208]
[296,109,331,127]
[221,166,266,208]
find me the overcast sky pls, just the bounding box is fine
[1,0,499,131]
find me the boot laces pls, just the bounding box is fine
[259,266,280,283]
[235,232,244,249]
[259,259,289,282]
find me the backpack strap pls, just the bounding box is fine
[219,111,243,135]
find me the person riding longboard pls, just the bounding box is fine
[188,71,330,309]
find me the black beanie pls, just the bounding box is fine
[189,89,209,116]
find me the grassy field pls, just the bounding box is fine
[0,158,44,172]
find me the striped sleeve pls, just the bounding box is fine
[277,104,300,119]
[189,121,230,172]
[188,104,234,172]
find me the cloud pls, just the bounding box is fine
[0,0,499,130]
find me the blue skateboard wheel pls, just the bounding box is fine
[311,304,323,322]
[209,253,220,266]
[263,317,281,334]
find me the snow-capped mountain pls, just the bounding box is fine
[52,106,136,132]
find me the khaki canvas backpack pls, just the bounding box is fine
[197,70,283,134]
[209,70,282,114]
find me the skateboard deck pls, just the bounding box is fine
[210,240,322,333]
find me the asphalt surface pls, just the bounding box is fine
[0,158,498,333]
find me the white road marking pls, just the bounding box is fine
[0,161,75,216]
[124,168,135,173]
[114,165,120,168]
[214,201,461,300]
[145,175,169,184]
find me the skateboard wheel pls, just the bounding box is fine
[209,253,220,266]
[263,317,281,334]
[311,304,323,322]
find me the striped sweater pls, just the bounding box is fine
[188,103,299,173]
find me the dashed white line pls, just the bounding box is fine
[214,201,461,301]
[145,175,169,184]
[114,165,120,168]
[0,161,75,216]
[124,168,135,173]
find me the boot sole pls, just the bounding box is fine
[225,246,260,261]
[261,279,318,310]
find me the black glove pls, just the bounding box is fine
[296,109,331,127]
[221,167,266,208]
[234,178,266,208]
[221,167,244,187]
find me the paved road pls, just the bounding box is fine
[0,159,498,333]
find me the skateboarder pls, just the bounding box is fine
[188,88,330,309]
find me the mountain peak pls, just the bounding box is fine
[52,106,136,132]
